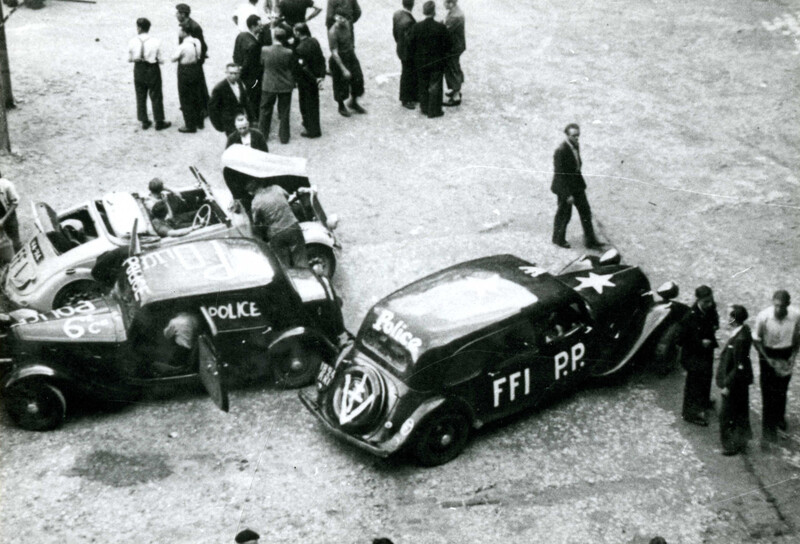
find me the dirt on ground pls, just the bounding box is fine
[0,0,799,543]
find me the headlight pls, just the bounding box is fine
[326,213,339,230]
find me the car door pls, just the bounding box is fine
[538,302,596,391]
[198,334,230,412]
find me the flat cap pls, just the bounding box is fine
[235,528,260,543]
[175,3,191,14]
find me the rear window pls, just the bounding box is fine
[359,327,413,376]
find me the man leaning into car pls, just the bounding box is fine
[246,180,309,268]
[150,201,200,237]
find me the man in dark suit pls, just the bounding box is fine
[259,28,295,144]
[226,112,269,151]
[233,14,266,122]
[176,4,209,120]
[392,0,416,109]
[406,1,450,118]
[443,0,465,107]
[209,64,251,136]
[293,23,326,138]
[550,123,602,249]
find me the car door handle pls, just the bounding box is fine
[488,371,500,377]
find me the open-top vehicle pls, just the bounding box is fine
[1,150,340,312]
[300,249,689,466]
[0,234,345,431]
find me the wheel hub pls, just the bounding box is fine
[439,433,453,447]
[290,359,305,372]
[26,401,40,415]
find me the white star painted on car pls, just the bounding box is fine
[574,272,616,294]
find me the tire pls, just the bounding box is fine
[653,322,682,376]
[52,280,105,309]
[413,410,470,467]
[306,244,335,278]
[271,338,324,389]
[4,381,66,431]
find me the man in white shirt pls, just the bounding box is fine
[233,0,271,32]
[128,18,171,130]
[753,289,800,442]
[172,26,207,133]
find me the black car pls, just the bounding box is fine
[300,250,688,466]
[0,236,345,431]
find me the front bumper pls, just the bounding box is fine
[299,390,405,458]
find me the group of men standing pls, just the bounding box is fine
[392,0,465,118]
[679,287,799,456]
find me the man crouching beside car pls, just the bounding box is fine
[246,179,309,269]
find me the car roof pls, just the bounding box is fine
[366,254,577,355]
[220,144,308,178]
[126,238,278,305]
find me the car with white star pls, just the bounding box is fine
[300,249,689,466]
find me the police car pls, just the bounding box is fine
[0,235,345,431]
[300,250,687,466]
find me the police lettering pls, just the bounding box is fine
[125,257,151,301]
[206,301,261,320]
[554,342,585,380]
[493,368,531,407]
[372,309,423,359]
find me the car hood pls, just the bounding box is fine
[11,298,127,344]
[557,265,651,318]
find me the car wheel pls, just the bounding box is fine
[306,244,335,278]
[413,410,470,467]
[4,381,66,431]
[272,338,324,389]
[653,322,682,376]
[52,280,105,309]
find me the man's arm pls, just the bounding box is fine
[0,201,17,227]
[351,0,361,23]
[306,5,322,22]
[325,0,337,28]
[328,28,350,78]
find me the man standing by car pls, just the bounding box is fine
[226,112,269,151]
[406,1,450,118]
[246,180,309,269]
[679,285,719,426]
[209,64,251,136]
[293,22,326,138]
[259,28,296,144]
[234,14,266,122]
[443,0,465,107]
[550,123,602,249]
[753,289,800,444]
[128,18,171,131]
[392,0,416,109]
[0,171,21,255]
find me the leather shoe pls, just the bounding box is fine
[443,98,461,107]
[427,111,444,118]
[300,131,320,138]
[684,416,708,427]
[553,240,571,249]
[178,126,197,133]
[155,121,172,131]
[141,120,153,130]
[402,101,416,110]
[338,105,351,117]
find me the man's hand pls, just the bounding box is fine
[566,196,575,205]
[719,387,729,396]
[342,68,352,80]
[702,339,713,348]
[316,77,325,90]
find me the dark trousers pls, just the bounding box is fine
[297,82,321,137]
[177,64,206,130]
[329,50,364,103]
[399,58,417,103]
[759,349,792,440]
[417,68,443,117]
[133,63,165,123]
[270,225,308,269]
[244,78,261,123]
[1,211,21,253]
[683,368,713,420]
[259,91,292,144]
[719,384,752,454]
[552,191,598,245]
[444,54,464,94]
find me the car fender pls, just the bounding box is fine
[593,301,685,377]
[2,363,62,390]
[386,396,477,453]
[267,327,338,359]
[299,221,336,249]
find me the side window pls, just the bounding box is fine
[544,303,588,344]
[502,319,541,354]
